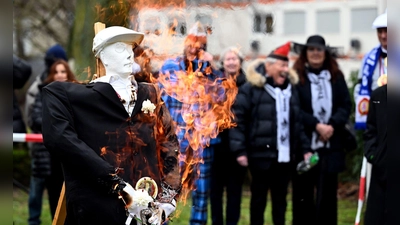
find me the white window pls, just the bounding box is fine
[195,14,213,34]
[168,16,187,36]
[284,11,305,35]
[317,10,340,33]
[143,17,161,35]
[351,8,377,32]
[253,14,274,34]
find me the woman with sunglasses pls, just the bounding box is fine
[291,35,351,225]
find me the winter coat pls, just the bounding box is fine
[13,55,32,133]
[29,83,51,177]
[363,85,387,225]
[216,68,247,153]
[364,85,387,174]
[229,59,311,168]
[294,67,351,172]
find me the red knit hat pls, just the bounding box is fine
[268,41,291,61]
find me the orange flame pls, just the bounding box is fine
[99,90,181,191]
[94,0,239,211]
[158,67,238,203]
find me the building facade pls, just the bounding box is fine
[135,0,386,81]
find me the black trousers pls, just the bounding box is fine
[364,166,387,225]
[48,158,64,218]
[248,161,291,225]
[292,155,338,225]
[64,197,133,225]
[210,154,246,225]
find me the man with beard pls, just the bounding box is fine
[229,42,311,225]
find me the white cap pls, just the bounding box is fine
[372,11,387,29]
[93,26,144,58]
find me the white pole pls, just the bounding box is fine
[355,157,367,225]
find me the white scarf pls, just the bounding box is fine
[265,83,292,162]
[308,70,332,150]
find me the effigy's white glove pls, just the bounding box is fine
[147,199,177,225]
[120,182,153,225]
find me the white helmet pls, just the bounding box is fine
[92,26,144,58]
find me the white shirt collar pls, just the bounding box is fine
[91,74,134,86]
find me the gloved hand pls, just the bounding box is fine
[147,199,177,225]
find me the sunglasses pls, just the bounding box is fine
[307,47,324,52]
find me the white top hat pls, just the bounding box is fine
[372,10,387,29]
[93,26,144,58]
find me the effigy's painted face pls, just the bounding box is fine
[100,42,134,79]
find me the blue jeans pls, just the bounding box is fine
[28,176,46,225]
[190,146,214,225]
[165,146,214,225]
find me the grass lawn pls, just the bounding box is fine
[13,186,364,225]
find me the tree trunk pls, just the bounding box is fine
[69,0,130,82]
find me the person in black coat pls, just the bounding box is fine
[210,47,247,225]
[13,55,32,135]
[291,35,352,225]
[230,42,311,225]
[363,84,387,225]
[42,26,181,225]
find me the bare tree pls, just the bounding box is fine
[13,0,76,58]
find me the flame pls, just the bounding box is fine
[133,46,158,83]
[158,66,238,203]
[100,104,164,188]
[94,0,239,212]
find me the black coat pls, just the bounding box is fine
[216,68,247,152]
[295,69,351,172]
[364,85,387,174]
[29,84,52,177]
[42,81,180,224]
[363,85,387,225]
[13,55,32,133]
[229,60,311,168]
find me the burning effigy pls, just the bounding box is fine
[42,26,183,225]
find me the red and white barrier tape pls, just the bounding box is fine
[355,157,367,225]
[13,133,43,143]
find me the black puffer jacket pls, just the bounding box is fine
[216,68,247,152]
[229,59,311,163]
[29,83,51,177]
